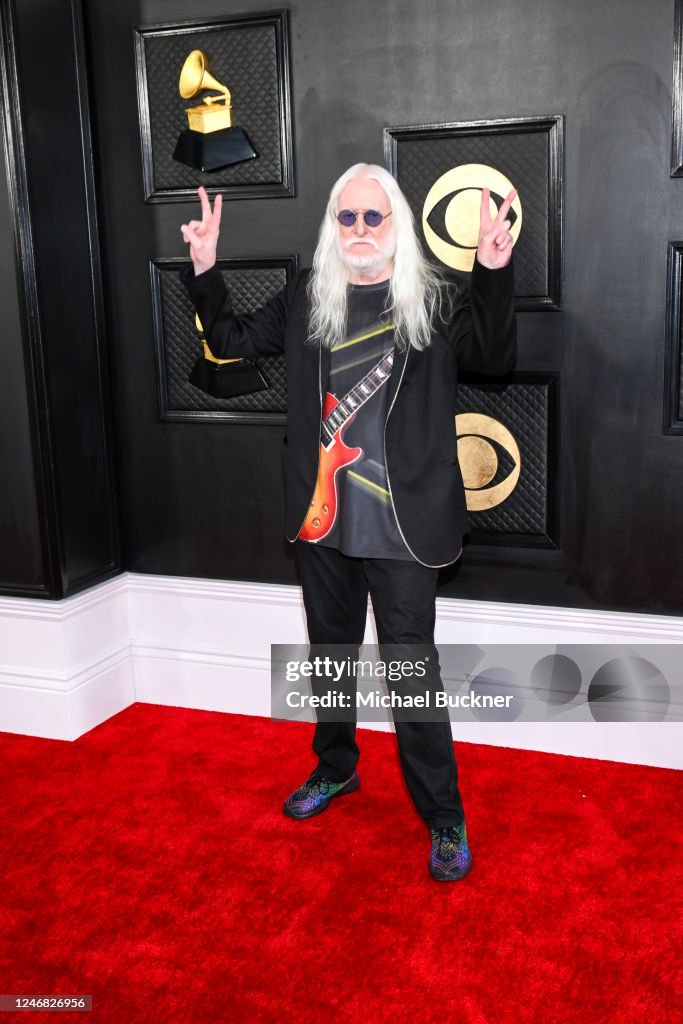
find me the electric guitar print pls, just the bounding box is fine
[299,350,395,542]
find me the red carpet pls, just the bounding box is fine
[1,704,681,1023]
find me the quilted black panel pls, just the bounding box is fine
[456,377,557,543]
[136,13,293,200]
[386,118,563,309]
[151,258,296,420]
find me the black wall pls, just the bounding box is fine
[0,0,120,598]
[0,92,44,594]
[2,0,683,614]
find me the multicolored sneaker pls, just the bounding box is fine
[429,824,472,881]
[283,770,360,819]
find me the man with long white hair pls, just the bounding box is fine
[181,163,516,881]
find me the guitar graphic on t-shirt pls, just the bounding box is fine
[298,350,395,542]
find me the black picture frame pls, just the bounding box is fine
[384,115,564,311]
[664,242,683,433]
[134,11,294,203]
[672,0,683,176]
[150,255,298,424]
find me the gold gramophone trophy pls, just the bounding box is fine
[189,314,268,399]
[172,50,257,172]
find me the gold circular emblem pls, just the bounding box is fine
[422,164,523,272]
[455,412,521,510]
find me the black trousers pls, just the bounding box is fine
[294,541,465,828]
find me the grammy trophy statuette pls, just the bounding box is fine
[189,313,269,399]
[172,50,257,172]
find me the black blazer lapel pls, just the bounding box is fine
[386,343,410,409]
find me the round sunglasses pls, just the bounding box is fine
[336,209,393,228]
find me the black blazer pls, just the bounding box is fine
[182,259,516,567]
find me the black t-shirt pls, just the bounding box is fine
[314,281,413,560]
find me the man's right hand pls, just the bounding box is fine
[180,186,222,275]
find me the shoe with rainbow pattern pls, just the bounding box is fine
[283,770,360,819]
[429,823,472,881]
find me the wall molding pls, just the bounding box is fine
[0,572,681,767]
[433,595,683,641]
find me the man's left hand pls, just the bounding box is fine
[476,187,516,270]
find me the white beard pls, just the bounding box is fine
[337,234,396,277]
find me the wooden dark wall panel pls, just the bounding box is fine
[664,242,683,433]
[671,0,683,176]
[0,0,121,598]
[0,109,45,593]
[0,0,57,596]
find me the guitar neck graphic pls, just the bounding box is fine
[320,351,394,448]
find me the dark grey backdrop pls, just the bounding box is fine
[2,0,683,614]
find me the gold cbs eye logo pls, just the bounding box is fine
[455,413,521,511]
[422,164,523,273]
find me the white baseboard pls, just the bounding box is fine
[0,572,681,767]
[0,577,135,740]
[131,644,271,716]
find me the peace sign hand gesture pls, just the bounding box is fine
[180,186,223,275]
[476,188,517,270]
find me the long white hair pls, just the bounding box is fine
[307,163,449,351]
